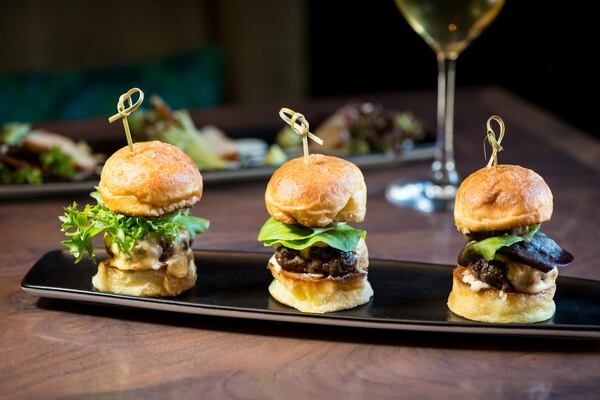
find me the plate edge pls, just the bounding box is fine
[21,286,600,340]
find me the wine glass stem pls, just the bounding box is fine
[432,56,459,186]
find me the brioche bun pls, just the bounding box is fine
[268,278,373,314]
[266,239,371,313]
[447,267,555,323]
[265,154,366,227]
[99,141,202,217]
[92,258,197,297]
[454,165,552,233]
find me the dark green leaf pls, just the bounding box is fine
[258,217,365,252]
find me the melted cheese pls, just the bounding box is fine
[108,235,162,271]
[106,230,191,278]
[462,262,557,294]
[354,238,368,273]
[299,248,312,259]
[269,254,281,272]
[461,269,492,292]
[165,250,193,278]
[506,261,557,293]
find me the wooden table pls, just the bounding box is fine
[1,87,599,399]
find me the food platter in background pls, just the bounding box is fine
[0,98,435,200]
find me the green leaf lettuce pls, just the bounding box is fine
[465,224,540,261]
[257,217,365,252]
[60,192,209,264]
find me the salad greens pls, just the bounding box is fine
[0,145,75,184]
[159,110,227,170]
[0,122,31,145]
[264,144,287,166]
[60,192,209,264]
[129,96,226,170]
[0,164,42,184]
[40,146,76,178]
[1,122,78,183]
[257,217,365,252]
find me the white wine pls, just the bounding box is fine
[387,0,504,211]
[395,0,504,59]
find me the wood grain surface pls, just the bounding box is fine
[1,87,599,399]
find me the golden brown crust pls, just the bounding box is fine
[265,154,366,227]
[99,141,203,216]
[447,267,555,323]
[454,165,553,233]
[268,278,373,314]
[92,259,197,297]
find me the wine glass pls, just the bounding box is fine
[386,0,505,212]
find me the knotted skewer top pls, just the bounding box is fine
[279,108,323,163]
[108,88,145,152]
[484,115,505,167]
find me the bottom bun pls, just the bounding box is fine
[267,256,373,313]
[447,266,555,323]
[92,259,197,297]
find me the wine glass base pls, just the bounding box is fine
[385,179,457,213]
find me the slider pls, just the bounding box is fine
[447,116,573,322]
[59,88,209,297]
[258,108,373,313]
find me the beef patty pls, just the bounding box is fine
[275,246,357,277]
[467,258,513,292]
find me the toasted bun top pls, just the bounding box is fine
[99,141,203,216]
[265,154,366,227]
[454,165,552,233]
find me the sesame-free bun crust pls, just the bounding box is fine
[268,278,373,314]
[92,258,197,297]
[447,267,555,323]
[454,165,552,233]
[99,141,203,216]
[265,154,366,227]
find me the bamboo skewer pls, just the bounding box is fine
[279,108,323,163]
[108,88,145,152]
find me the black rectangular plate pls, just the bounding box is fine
[21,250,600,339]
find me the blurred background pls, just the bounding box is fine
[0,0,594,136]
